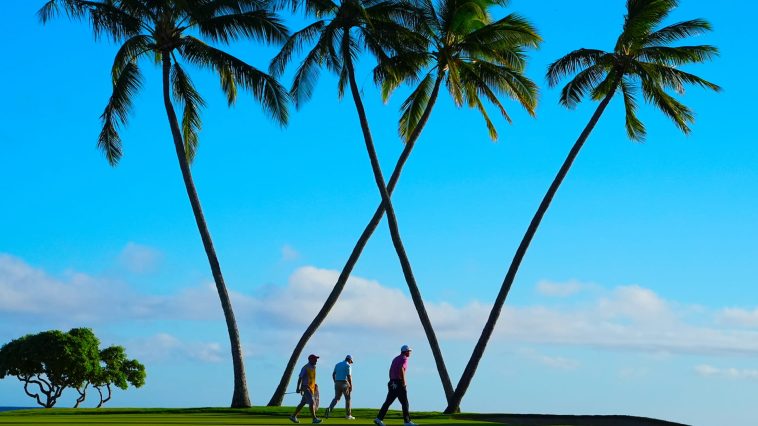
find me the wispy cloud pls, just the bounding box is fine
[517,348,580,370]
[129,333,225,364]
[118,242,163,274]
[694,364,758,380]
[535,280,587,297]
[4,253,758,359]
[716,307,758,328]
[281,244,300,262]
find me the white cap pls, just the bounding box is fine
[401,344,412,353]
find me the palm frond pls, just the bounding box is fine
[636,61,721,94]
[111,34,153,84]
[219,61,239,104]
[302,0,339,16]
[446,0,490,37]
[375,51,433,101]
[39,0,141,41]
[171,61,206,162]
[471,95,498,140]
[446,60,465,107]
[196,10,289,45]
[191,0,269,17]
[644,18,712,46]
[38,0,81,23]
[590,68,622,101]
[337,64,349,100]
[558,63,606,108]
[462,44,526,70]
[465,60,538,116]
[98,61,143,165]
[398,72,434,141]
[270,20,326,76]
[463,13,541,50]
[618,0,678,50]
[288,24,340,108]
[620,78,646,140]
[640,73,694,134]
[180,36,288,125]
[546,48,607,87]
[458,62,510,123]
[639,45,719,66]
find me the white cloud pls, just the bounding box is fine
[281,244,300,262]
[517,348,579,370]
[716,307,758,328]
[595,285,674,325]
[4,254,758,359]
[118,242,162,274]
[536,280,586,297]
[694,364,758,381]
[129,333,225,364]
[0,253,130,322]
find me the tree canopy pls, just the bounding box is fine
[0,328,145,408]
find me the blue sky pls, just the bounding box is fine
[1,1,756,425]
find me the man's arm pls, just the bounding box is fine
[347,374,352,390]
[332,370,336,382]
[296,377,302,393]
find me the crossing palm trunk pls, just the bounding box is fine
[161,54,251,408]
[342,47,453,402]
[268,70,445,406]
[444,85,618,414]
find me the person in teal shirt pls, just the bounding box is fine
[325,355,354,420]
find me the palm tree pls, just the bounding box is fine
[38,0,289,407]
[267,0,540,406]
[444,0,720,413]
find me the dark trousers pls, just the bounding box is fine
[377,380,409,422]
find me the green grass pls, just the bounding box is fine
[0,407,687,426]
[0,407,499,425]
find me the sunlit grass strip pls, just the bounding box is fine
[0,407,501,425]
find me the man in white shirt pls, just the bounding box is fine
[324,355,354,420]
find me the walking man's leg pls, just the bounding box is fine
[345,387,352,417]
[398,385,410,424]
[377,384,398,420]
[290,399,306,423]
[327,382,345,418]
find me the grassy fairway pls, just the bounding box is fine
[0,408,687,426]
[0,407,499,426]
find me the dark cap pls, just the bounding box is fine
[308,354,319,361]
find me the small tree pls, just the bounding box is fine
[0,328,100,408]
[91,346,146,408]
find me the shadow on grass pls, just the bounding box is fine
[458,413,689,426]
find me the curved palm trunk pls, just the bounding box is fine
[161,55,251,408]
[444,87,618,414]
[268,71,445,407]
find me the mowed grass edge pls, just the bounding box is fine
[0,407,689,425]
[0,407,501,425]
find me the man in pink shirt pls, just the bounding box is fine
[374,345,416,426]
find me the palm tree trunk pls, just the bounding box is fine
[443,87,618,414]
[267,71,444,406]
[342,47,453,401]
[161,55,251,408]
